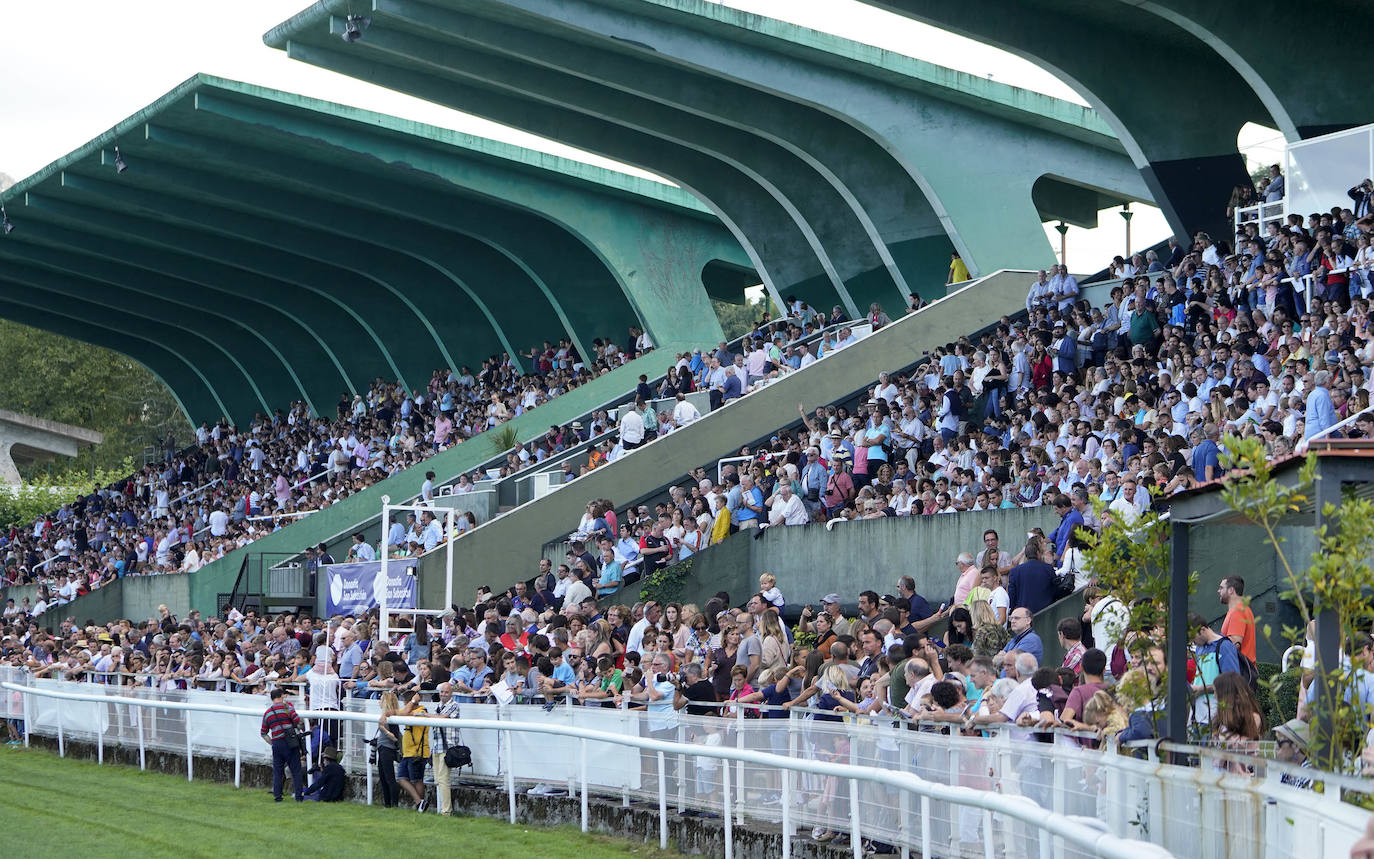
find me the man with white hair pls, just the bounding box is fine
[768,481,810,527]
[618,404,645,450]
[952,553,979,605]
[1304,369,1337,440]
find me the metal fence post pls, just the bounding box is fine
[722,758,734,859]
[676,723,686,812]
[735,704,745,823]
[137,704,145,770]
[921,796,931,859]
[657,750,668,850]
[57,703,64,758]
[504,726,516,824]
[22,684,30,748]
[983,810,994,859]
[234,714,242,788]
[580,737,589,833]
[781,746,792,859]
[849,777,862,859]
[186,715,194,782]
[97,704,104,766]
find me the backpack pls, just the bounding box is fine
[1221,636,1261,692]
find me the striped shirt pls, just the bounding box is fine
[259,700,302,741]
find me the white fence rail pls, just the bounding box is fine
[3,672,1369,859]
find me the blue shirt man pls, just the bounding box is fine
[1304,372,1338,440]
[722,368,743,402]
[1002,609,1044,665]
[1050,498,1083,561]
[1192,431,1221,483]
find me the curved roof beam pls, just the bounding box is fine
[1115,0,1374,140]
[7,199,372,398]
[52,170,459,382]
[29,185,418,388]
[0,295,212,422]
[0,236,307,411]
[858,0,1272,237]
[182,93,716,356]
[377,0,919,309]
[0,269,250,421]
[137,129,594,367]
[278,37,853,318]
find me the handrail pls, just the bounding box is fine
[3,679,1171,859]
[1297,401,1374,453]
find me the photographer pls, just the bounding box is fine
[258,687,305,802]
[630,654,681,795]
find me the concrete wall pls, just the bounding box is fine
[417,271,1037,612]
[34,574,193,629]
[612,506,1061,618]
[1,583,39,609]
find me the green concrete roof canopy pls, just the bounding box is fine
[265,0,1148,315]
[853,0,1370,239]
[0,74,754,424]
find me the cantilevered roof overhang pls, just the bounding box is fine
[265,0,1149,316]
[0,74,755,425]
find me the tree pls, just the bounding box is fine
[1219,435,1374,773]
[0,319,190,479]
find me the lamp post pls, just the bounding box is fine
[1120,203,1134,256]
[1054,221,1069,267]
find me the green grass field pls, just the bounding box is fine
[0,745,679,858]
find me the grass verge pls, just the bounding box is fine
[0,745,679,858]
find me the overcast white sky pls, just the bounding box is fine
[0,0,1280,272]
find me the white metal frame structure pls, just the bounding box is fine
[377,495,454,644]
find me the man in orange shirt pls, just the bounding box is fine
[1219,575,1257,663]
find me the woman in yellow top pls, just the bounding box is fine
[395,690,430,811]
[709,494,732,545]
[947,250,970,284]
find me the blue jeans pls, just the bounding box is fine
[271,738,303,801]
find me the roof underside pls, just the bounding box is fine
[0,75,750,425]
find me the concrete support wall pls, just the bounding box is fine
[613,507,1062,616]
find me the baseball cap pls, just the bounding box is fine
[821,593,841,605]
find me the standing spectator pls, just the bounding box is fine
[396,690,430,812]
[429,682,462,816]
[1008,539,1057,614]
[259,687,305,802]
[374,691,402,808]
[1219,576,1257,664]
[1304,370,1338,440]
[1263,164,1284,202]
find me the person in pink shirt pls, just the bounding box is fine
[952,553,979,605]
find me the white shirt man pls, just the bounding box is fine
[769,484,810,526]
[619,408,645,447]
[563,577,593,609]
[208,508,230,537]
[57,576,78,605]
[672,396,702,427]
[421,515,444,552]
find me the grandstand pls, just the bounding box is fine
[6,0,1374,857]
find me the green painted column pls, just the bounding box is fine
[0,295,220,422]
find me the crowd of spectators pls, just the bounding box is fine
[0,288,890,621]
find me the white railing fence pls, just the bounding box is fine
[5,671,1371,858]
[4,675,1160,859]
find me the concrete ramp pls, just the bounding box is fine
[419,270,1035,606]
